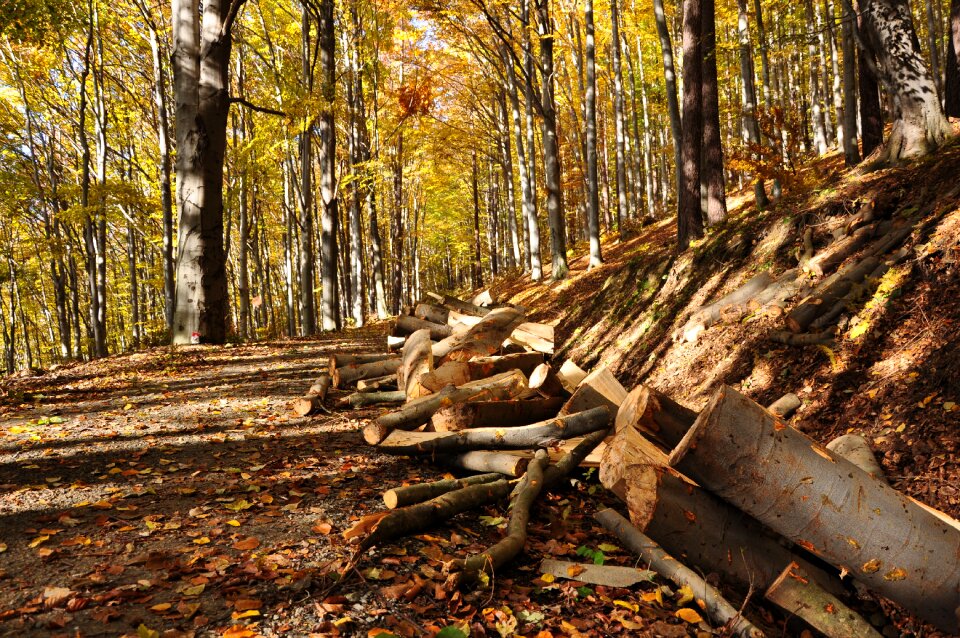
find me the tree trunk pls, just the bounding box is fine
[471,152,484,288]
[584,0,602,266]
[670,385,960,634]
[653,0,683,204]
[805,0,830,155]
[701,0,727,225]
[610,0,629,241]
[299,8,316,336]
[735,0,769,207]
[318,0,340,331]
[678,0,705,250]
[171,0,236,344]
[841,0,862,164]
[862,0,952,160]
[857,7,885,157]
[522,0,543,281]
[536,0,569,280]
[943,0,960,117]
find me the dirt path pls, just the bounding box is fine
[0,326,698,638]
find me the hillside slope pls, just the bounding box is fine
[496,143,960,521]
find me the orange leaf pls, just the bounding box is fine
[233,599,261,612]
[232,537,260,551]
[675,608,703,623]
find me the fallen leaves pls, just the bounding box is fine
[232,536,260,551]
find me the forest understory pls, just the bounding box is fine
[1,143,959,638]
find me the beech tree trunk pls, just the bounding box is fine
[318,0,340,330]
[945,0,960,117]
[584,0,602,266]
[610,0,630,240]
[171,0,238,344]
[841,0,862,165]
[678,0,705,250]
[670,385,960,634]
[653,0,683,201]
[861,0,953,160]
[701,0,726,225]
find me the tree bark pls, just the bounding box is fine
[653,0,683,204]
[384,473,504,509]
[318,0,340,330]
[528,363,567,398]
[670,385,960,634]
[614,385,696,448]
[841,0,862,165]
[394,314,452,340]
[431,397,564,432]
[399,328,433,399]
[299,7,316,336]
[735,0,769,207]
[610,0,630,240]
[945,0,960,117]
[439,451,529,477]
[701,0,727,225]
[332,358,402,388]
[584,0,602,266]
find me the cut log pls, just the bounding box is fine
[825,433,887,483]
[750,268,808,317]
[508,322,554,354]
[419,361,472,393]
[351,479,514,552]
[333,357,403,388]
[594,509,764,638]
[611,464,841,596]
[804,222,880,276]
[395,314,452,340]
[669,385,960,634]
[556,359,588,392]
[383,473,503,509]
[768,330,835,346]
[471,289,497,307]
[431,397,564,432]
[528,364,567,398]
[387,335,406,352]
[338,390,406,409]
[559,366,627,418]
[436,307,527,362]
[426,291,491,317]
[598,423,670,496]
[357,374,399,392]
[767,392,801,418]
[399,328,433,400]
[466,352,545,378]
[448,450,549,584]
[293,374,332,416]
[439,451,529,477]
[362,369,529,444]
[541,427,610,484]
[376,406,612,455]
[765,562,883,638]
[329,353,398,370]
[539,559,655,587]
[446,309,483,329]
[414,303,449,325]
[615,385,696,448]
[681,271,775,342]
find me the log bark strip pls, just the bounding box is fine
[415,302,449,325]
[376,406,611,455]
[594,508,764,638]
[765,562,882,638]
[329,353,398,369]
[383,473,503,509]
[357,375,398,392]
[362,369,528,444]
[338,390,406,409]
[431,397,564,432]
[426,291,491,316]
[395,314,452,340]
[669,385,960,634]
[420,354,545,393]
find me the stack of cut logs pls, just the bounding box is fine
[677,199,919,347]
[294,290,960,637]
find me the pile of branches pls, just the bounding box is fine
[293,289,960,636]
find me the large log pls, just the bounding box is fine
[357,374,398,392]
[333,357,402,388]
[439,451,529,477]
[376,406,611,455]
[418,353,545,392]
[594,509,764,638]
[431,397,564,432]
[338,390,407,409]
[418,361,471,392]
[681,272,775,343]
[395,314,452,340]
[803,222,881,277]
[436,307,526,362]
[293,374,332,416]
[669,385,960,634]
[399,328,433,400]
[414,303,449,325]
[614,385,696,448]
[598,423,670,495]
[765,562,882,638]
[559,366,627,418]
[426,291,491,317]
[362,369,528,444]
[612,464,841,596]
[508,322,554,354]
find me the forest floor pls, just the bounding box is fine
[2,145,960,638]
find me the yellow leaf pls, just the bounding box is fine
[0,543,6,553]
[150,603,172,612]
[137,624,160,638]
[231,609,261,619]
[539,573,555,583]
[613,599,639,612]
[29,535,50,548]
[124,403,134,410]
[675,608,703,623]
[226,519,241,527]
[640,589,662,606]
[944,401,956,411]
[676,584,694,606]
[182,584,205,596]
[193,536,210,545]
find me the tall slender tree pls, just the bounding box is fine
[584,0,602,266]
[678,0,705,250]
[318,0,339,330]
